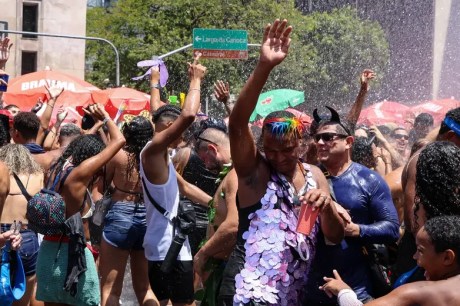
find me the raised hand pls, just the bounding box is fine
[45,82,64,101]
[259,19,292,68]
[84,103,110,122]
[150,66,160,84]
[360,69,376,92]
[188,52,207,80]
[56,107,68,123]
[31,97,44,113]
[213,80,230,103]
[0,38,13,68]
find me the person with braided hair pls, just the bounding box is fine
[35,104,125,306]
[99,116,159,306]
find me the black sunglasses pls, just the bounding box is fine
[314,132,348,143]
[393,134,409,140]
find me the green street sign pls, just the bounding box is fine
[193,28,248,59]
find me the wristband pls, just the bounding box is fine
[189,88,200,93]
[337,289,363,306]
[150,83,160,89]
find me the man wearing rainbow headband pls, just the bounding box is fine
[217,19,345,306]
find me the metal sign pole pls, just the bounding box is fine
[0,29,120,86]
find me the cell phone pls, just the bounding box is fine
[0,74,8,92]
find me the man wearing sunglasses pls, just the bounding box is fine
[390,127,410,160]
[304,115,399,305]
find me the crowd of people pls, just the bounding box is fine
[0,18,459,306]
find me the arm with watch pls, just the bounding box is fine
[149,66,163,114]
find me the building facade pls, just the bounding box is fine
[0,0,87,79]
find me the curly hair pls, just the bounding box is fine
[13,112,40,140]
[414,141,460,222]
[0,144,43,175]
[122,116,153,179]
[0,114,10,146]
[49,134,106,183]
[424,215,460,265]
[351,137,376,169]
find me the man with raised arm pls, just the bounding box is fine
[140,54,210,306]
[218,19,344,306]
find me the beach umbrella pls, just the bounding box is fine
[3,70,100,111]
[252,108,312,128]
[249,89,305,122]
[411,99,460,125]
[92,87,151,122]
[358,101,412,126]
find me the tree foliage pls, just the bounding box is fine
[86,0,389,117]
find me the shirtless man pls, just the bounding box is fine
[321,215,460,306]
[191,127,237,305]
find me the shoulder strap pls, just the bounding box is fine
[318,163,337,202]
[48,167,74,192]
[141,177,173,221]
[12,173,32,201]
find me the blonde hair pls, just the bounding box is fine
[0,144,43,175]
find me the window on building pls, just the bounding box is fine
[21,52,37,75]
[22,3,38,38]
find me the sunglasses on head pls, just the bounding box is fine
[314,132,348,142]
[393,134,409,140]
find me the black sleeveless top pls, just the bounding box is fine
[181,151,219,227]
[218,197,262,298]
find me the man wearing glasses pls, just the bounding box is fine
[304,113,400,305]
[390,127,410,161]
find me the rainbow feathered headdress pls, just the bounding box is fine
[263,116,305,139]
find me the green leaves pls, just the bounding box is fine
[86,1,388,116]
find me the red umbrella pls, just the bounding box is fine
[252,108,312,127]
[411,99,460,125]
[3,70,100,111]
[358,101,412,126]
[92,87,151,122]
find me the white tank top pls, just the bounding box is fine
[140,143,192,261]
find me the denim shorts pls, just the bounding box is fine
[102,201,147,250]
[1,224,39,276]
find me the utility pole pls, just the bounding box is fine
[0,29,120,86]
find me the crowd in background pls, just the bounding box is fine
[0,18,459,306]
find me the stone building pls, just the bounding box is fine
[0,0,87,79]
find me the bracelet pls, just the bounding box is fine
[102,117,111,126]
[189,88,200,93]
[150,83,160,89]
[47,103,55,108]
